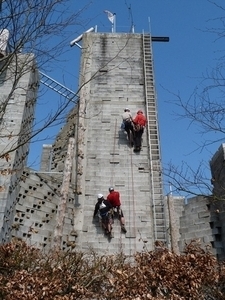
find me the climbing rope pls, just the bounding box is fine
[127,138,136,256]
[110,118,118,186]
[109,118,137,255]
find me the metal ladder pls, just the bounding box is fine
[39,71,78,103]
[142,33,167,244]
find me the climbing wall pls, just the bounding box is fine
[12,167,77,251]
[72,33,164,255]
[10,33,165,255]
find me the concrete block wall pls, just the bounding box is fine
[210,143,225,200]
[50,106,78,174]
[40,144,52,172]
[1,35,225,259]
[70,33,159,255]
[0,34,159,255]
[178,195,225,258]
[206,198,225,260]
[1,34,225,260]
[12,167,77,251]
[0,54,39,242]
[218,208,225,260]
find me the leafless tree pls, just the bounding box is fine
[164,0,225,197]
[0,0,90,163]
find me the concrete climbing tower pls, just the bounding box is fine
[4,32,225,259]
[7,32,167,254]
[71,32,166,255]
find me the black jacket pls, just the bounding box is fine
[93,199,112,217]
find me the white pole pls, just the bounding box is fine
[148,16,152,34]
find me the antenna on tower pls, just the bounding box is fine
[127,4,135,33]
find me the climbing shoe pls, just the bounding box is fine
[121,225,127,233]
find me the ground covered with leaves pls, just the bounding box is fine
[0,241,224,299]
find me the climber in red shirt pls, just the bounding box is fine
[107,187,127,233]
[132,109,147,152]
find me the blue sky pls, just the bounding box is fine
[28,0,225,196]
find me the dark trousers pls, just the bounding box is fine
[124,122,134,145]
[134,128,144,149]
[113,206,124,218]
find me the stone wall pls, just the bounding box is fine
[178,195,225,259]
[40,144,52,172]
[0,54,39,242]
[12,167,77,251]
[210,143,225,200]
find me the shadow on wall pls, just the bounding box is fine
[118,129,131,147]
[92,217,112,241]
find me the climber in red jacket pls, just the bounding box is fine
[107,187,127,233]
[132,109,147,152]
